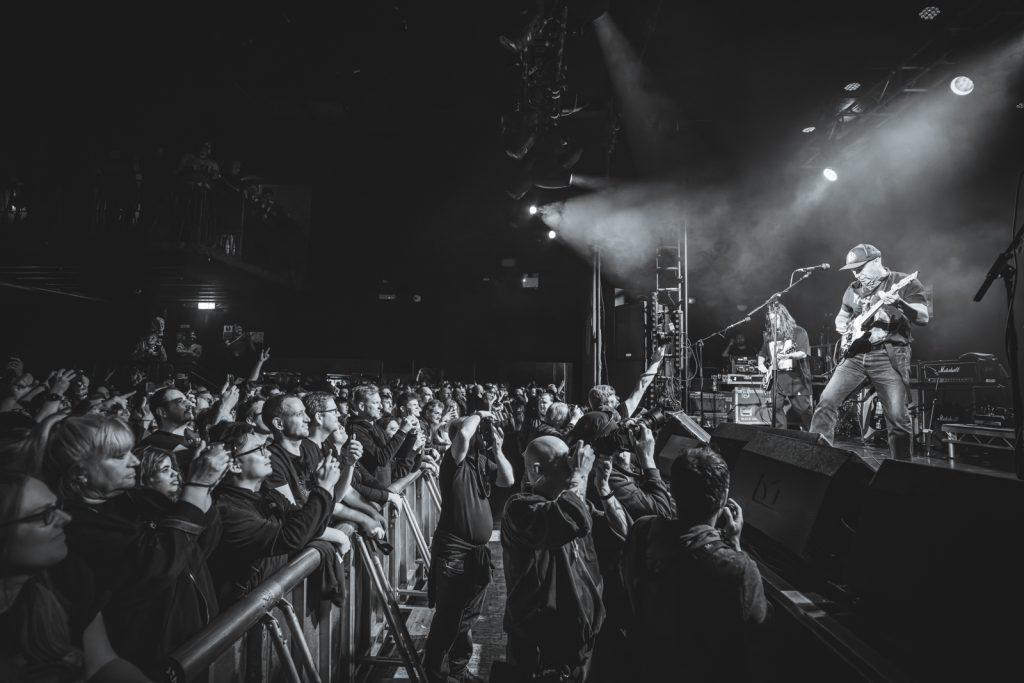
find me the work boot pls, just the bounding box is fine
[888,433,913,461]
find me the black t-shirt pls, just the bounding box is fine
[266,438,323,504]
[726,344,753,358]
[436,448,497,545]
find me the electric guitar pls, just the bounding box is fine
[761,339,793,392]
[839,270,919,357]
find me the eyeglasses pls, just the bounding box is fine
[318,408,341,415]
[0,503,63,528]
[235,442,270,459]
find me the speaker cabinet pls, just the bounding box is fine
[726,430,873,567]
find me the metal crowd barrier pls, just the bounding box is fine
[165,472,442,682]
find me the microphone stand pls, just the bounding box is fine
[698,269,821,428]
[973,216,1023,479]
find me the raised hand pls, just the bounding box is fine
[399,414,419,434]
[317,455,342,492]
[719,498,744,547]
[189,442,231,486]
[341,437,363,466]
[259,347,272,364]
[571,442,596,475]
[50,369,76,396]
[594,455,613,495]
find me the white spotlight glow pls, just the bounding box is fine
[822,168,838,182]
[528,205,538,215]
[547,230,557,239]
[950,76,974,96]
[919,6,941,21]
[844,82,861,92]
[801,126,816,133]
[197,302,215,310]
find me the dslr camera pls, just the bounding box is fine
[588,407,669,457]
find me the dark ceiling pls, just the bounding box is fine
[2,1,1022,366]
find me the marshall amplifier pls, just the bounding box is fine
[911,359,1008,386]
[734,387,770,425]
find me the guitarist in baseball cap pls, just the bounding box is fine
[809,244,930,460]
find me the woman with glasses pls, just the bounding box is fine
[43,414,229,679]
[207,421,349,605]
[0,471,149,681]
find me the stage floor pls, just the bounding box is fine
[833,436,1017,479]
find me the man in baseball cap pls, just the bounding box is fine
[839,243,882,271]
[809,244,930,460]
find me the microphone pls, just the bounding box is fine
[796,263,831,272]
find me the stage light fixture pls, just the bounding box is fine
[801,126,816,133]
[528,205,538,215]
[823,168,838,182]
[950,76,974,96]
[844,82,861,92]
[1015,101,1023,110]
[919,6,941,20]
[197,302,215,310]
[547,230,557,239]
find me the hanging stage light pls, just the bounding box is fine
[823,168,838,182]
[919,6,941,21]
[801,126,816,133]
[844,82,862,92]
[547,229,557,239]
[950,76,974,96]
[528,205,538,215]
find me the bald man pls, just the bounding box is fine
[501,437,620,681]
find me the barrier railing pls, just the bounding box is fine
[165,472,441,682]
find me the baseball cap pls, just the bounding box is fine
[840,243,882,271]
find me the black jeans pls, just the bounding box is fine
[810,345,913,458]
[769,371,812,430]
[424,567,488,682]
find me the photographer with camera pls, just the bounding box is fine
[621,447,767,681]
[570,345,666,446]
[501,436,625,682]
[424,411,513,683]
[603,423,675,521]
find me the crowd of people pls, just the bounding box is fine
[0,345,767,682]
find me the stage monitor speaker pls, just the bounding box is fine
[710,423,826,468]
[844,460,1024,679]
[612,302,645,360]
[727,430,873,567]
